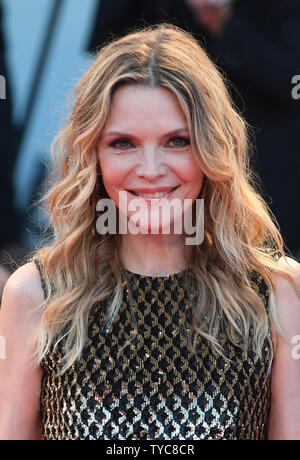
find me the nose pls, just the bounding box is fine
[135,146,167,182]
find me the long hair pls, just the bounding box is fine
[30,23,300,375]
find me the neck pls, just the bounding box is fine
[117,233,192,277]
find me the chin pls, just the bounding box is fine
[130,217,183,236]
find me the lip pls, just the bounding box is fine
[126,185,179,202]
[127,186,179,194]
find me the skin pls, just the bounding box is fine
[0,262,44,440]
[97,84,204,276]
[267,257,300,440]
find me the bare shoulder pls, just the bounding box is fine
[1,261,45,316]
[272,256,300,321]
[276,254,300,273]
[0,261,45,347]
[268,256,300,440]
[0,261,45,439]
[268,256,300,353]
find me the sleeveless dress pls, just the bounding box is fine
[31,256,277,440]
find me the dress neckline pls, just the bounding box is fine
[123,267,189,280]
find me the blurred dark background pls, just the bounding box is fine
[0,0,299,298]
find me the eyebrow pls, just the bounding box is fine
[102,127,189,138]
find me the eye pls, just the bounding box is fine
[166,136,190,148]
[109,138,134,149]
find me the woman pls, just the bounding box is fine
[0,24,300,440]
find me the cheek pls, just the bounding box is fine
[192,166,205,187]
[178,159,204,192]
[99,155,129,191]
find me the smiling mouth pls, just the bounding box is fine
[126,186,179,199]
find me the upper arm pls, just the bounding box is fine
[0,262,45,440]
[268,256,300,440]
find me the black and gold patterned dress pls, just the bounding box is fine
[32,256,275,440]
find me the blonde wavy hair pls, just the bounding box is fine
[30,23,299,375]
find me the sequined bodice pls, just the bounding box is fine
[33,259,272,440]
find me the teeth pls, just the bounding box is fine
[129,187,177,198]
[133,188,174,198]
[137,191,168,198]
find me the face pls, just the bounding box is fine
[97,84,204,235]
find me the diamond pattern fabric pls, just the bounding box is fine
[31,256,276,440]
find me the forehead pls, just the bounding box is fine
[104,84,188,134]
